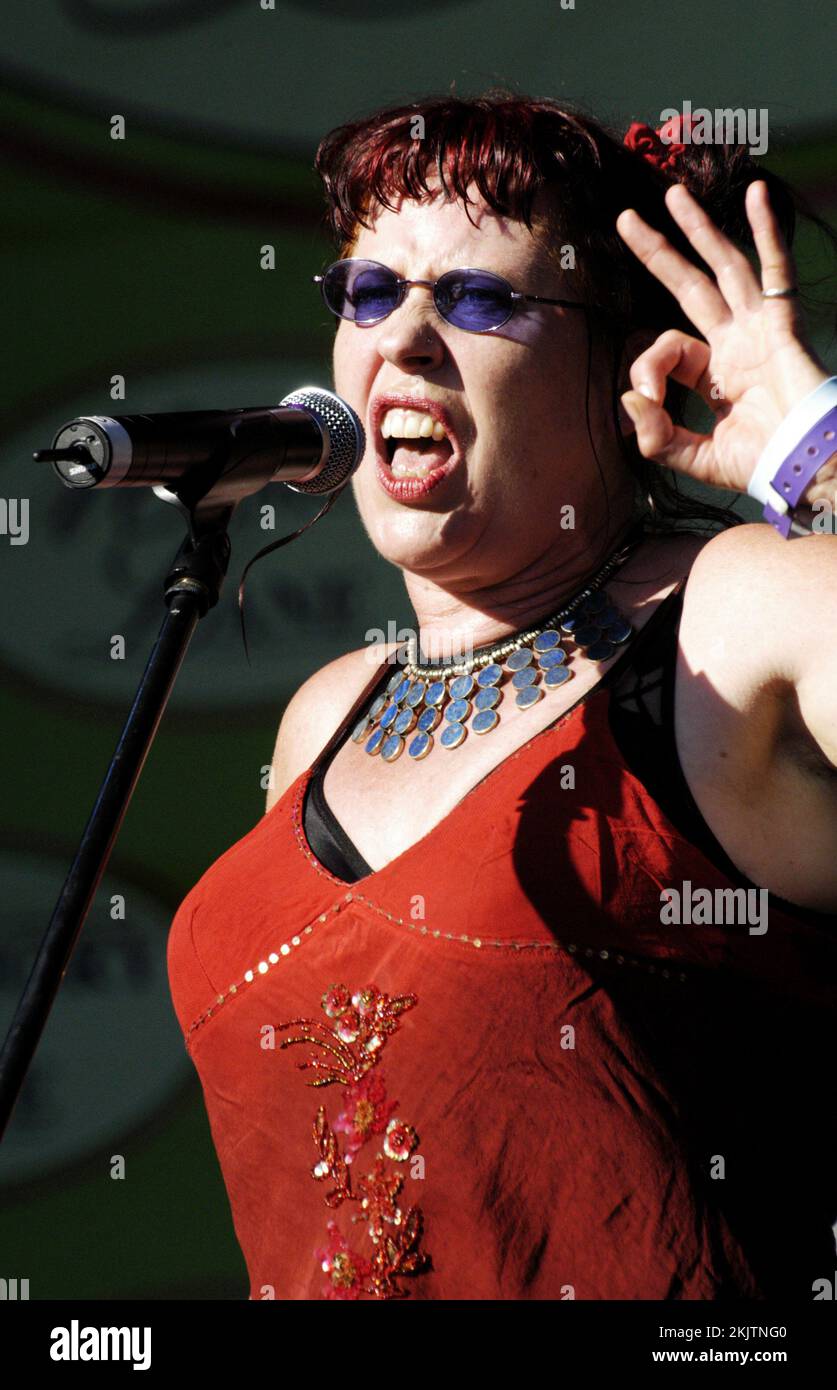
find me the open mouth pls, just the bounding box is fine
[381,408,454,478]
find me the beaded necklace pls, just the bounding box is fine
[352,522,646,764]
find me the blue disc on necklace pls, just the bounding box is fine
[365,726,386,755]
[445,697,471,723]
[394,707,417,734]
[379,701,399,729]
[506,648,534,671]
[596,605,619,626]
[537,646,567,669]
[544,664,573,688]
[476,662,503,688]
[393,677,411,703]
[516,685,543,709]
[474,686,501,711]
[511,667,538,690]
[425,679,447,706]
[472,708,499,735]
[408,730,433,759]
[449,672,474,700]
[382,733,405,762]
[417,706,441,732]
[369,695,387,719]
[573,624,602,647]
[386,670,404,694]
[406,679,426,707]
[586,638,616,662]
[560,614,581,633]
[604,619,633,644]
[440,722,467,749]
[351,717,370,743]
[533,629,561,652]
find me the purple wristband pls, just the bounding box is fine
[763,404,837,537]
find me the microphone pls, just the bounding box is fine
[33,386,365,496]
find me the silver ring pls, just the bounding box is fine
[761,286,799,299]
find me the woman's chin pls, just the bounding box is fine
[361,509,470,576]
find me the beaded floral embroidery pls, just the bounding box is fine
[276,982,431,1299]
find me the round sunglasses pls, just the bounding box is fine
[313,258,597,334]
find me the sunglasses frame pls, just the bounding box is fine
[313,258,598,333]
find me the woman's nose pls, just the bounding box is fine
[375,286,446,372]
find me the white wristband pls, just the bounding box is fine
[746,375,837,512]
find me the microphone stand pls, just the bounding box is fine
[0,459,272,1138]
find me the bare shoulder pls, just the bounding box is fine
[679,516,837,609]
[265,643,397,813]
[675,522,801,798]
[674,520,837,909]
[678,519,836,691]
[670,522,811,778]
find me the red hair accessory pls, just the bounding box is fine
[623,113,696,174]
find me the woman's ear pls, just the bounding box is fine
[617,328,657,436]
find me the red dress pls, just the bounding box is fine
[167,635,837,1301]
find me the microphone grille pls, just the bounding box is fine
[279,386,365,494]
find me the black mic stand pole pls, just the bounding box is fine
[0,457,271,1138]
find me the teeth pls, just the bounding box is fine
[381,407,449,442]
[391,456,437,479]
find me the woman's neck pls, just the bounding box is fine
[402,514,645,666]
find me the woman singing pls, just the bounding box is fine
[167,94,837,1300]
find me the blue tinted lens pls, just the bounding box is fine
[324,261,400,323]
[435,270,513,330]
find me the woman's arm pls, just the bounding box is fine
[676,522,837,912]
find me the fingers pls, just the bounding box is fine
[663,183,763,316]
[746,180,796,290]
[616,181,803,339]
[745,179,804,334]
[619,392,717,483]
[615,205,731,340]
[627,329,724,413]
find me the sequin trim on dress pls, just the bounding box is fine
[182,885,688,1042]
[276,981,431,1300]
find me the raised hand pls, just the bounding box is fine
[615,179,832,495]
